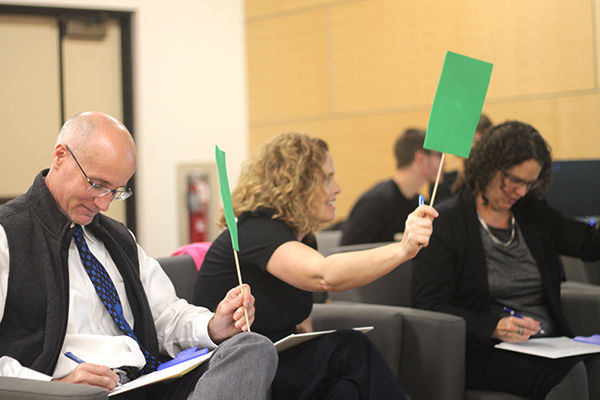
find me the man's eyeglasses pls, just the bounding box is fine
[66,145,132,201]
[502,170,538,191]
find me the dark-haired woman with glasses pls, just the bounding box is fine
[412,120,600,399]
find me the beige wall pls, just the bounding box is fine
[246,0,600,224]
[0,15,61,197]
[3,0,248,257]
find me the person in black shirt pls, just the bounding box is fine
[341,128,442,245]
[193,132,437,400]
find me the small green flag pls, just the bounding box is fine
[215,146,239,251]
[424,51,493,158]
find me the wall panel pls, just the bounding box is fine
[247,0,600,224]
[328,0,594,112]
[63,20,123,122]
[0,15,61,199]
[62,19,126,223]
[486,93,600,160]
[247,10,330,122]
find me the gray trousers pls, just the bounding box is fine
[187,332,277,400]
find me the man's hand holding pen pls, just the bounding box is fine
[53,362,120,392]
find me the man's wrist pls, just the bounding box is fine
[207,316,225,344]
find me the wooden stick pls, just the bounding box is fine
[232,249,251,332]
[429,153,446,208]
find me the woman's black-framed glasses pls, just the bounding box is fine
[66,145,132,201]
[501,170,538,191]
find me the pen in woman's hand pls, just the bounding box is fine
[503,307,546,335]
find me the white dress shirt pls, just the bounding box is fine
[0,224,216,380]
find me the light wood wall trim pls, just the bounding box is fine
[595,0,600,88]
[250,87,600,129]
[246,0,364,22]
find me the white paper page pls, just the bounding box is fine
[108,351,213,396]
[495,336,600,359]
[274,326,374,353]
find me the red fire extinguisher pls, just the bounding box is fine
[188,172,210,243]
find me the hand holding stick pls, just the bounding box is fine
[232,249,251,332]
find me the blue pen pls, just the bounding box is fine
[65,352,125,386]
[503,307,546,335]
[415,195,426,248]
[64,351,86,364]
[503,306,523,318]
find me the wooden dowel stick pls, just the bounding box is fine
[232,249,251,332]
[429,153,446,208]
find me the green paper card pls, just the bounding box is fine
[424,51,493,158]
[215,146,239,251]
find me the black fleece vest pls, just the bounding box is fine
[0,170,160,375]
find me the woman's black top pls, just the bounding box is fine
[192,209,314,342]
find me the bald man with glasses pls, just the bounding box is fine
[0,112,276,400]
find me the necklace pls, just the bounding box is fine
[477,213,516,247]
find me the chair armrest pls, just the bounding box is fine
[311,302,403,380]
[395,306,465,400]
[156,255,198,302]
[0,377,107,400]
[311,302,465,400]
[561,281,600,335]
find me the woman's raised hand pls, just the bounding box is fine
[400,205,438,259]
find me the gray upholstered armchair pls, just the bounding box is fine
[328,243,600,400]
[311,302,465,400]
[158,254,466,400]
[0,377,107,400]
[4,252,595,400]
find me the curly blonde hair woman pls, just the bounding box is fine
[194,132,438,400]
[223,132,329,237]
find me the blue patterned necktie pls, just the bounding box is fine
[72,224,158,375]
